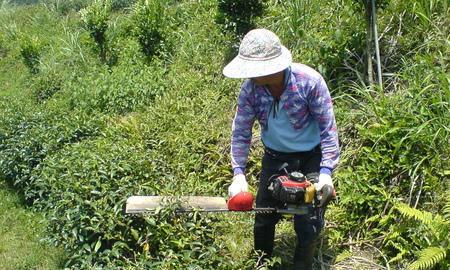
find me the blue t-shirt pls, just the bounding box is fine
[261,99,321,152]
[232,66,336,176]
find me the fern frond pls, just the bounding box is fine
[443,198,450,221]
[395,203,434,226]
[408,246,447,270]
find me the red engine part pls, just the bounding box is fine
[227,192,254,211]
[276,175,312,188]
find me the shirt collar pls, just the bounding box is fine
[283,66,293,89]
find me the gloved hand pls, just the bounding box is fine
[313,173,334,191]
[314,174,334,207]
[228,174,248,197]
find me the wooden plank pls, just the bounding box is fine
[125,196,228,214]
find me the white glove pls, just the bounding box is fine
[314,173,334,191]
[228,174,248,197]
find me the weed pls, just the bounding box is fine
[59,26,87,65]
[0,32,7,57]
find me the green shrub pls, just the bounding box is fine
[216,0,265,36]
[0,106,46,190]
[31,136,238,268]
[80,0,111,62]
[44,0,91,14]
[131,0,168,60]
[19,34,44,74]
[66,61,166,114]
[32,70,63,103]
[110,0,136,10]
[0,106,105,199]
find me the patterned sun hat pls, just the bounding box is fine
[223,29,292,79]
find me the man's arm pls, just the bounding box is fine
[308,77,340,174]
[231,82,256,175]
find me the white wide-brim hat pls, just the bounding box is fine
[223,29,292,79]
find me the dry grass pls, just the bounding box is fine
[328,245,389,270]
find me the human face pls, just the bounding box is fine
[250,71,284,87]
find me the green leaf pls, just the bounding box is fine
[335,250,352,263]
[131,228,140,240]
[94,239,102,253]
[408,246,447,270]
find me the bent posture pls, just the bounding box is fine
[223,29,339,269]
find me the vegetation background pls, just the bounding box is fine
[0,0,448,269]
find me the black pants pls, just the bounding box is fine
[254,145,325,270]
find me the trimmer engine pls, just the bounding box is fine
[268,171,316,206]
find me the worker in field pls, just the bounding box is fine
[223,28,339,269]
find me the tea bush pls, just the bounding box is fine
[31,136,155,267]
[80,0,111,62]
[0,103,106,200]
[32,70,63,102]
[216,0,265,36]
[31,134,244,268]
[110,0,136,11]
[66,60,167,114]
[130,0,168,60]
[19,34,44,74]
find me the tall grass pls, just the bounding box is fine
[332,48,449,264]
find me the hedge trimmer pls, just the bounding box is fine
[125,168,335,215]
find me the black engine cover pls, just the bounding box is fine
[269,175,306,204]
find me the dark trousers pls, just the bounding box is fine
[254,145,325,270]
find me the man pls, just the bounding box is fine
[223,29,339,269]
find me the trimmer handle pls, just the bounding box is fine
[318,184,335,208]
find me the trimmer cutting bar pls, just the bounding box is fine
[125,196,309,215]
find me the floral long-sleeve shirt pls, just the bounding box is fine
[231,63,339,175]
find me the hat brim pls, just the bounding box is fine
[223,46,292,79]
